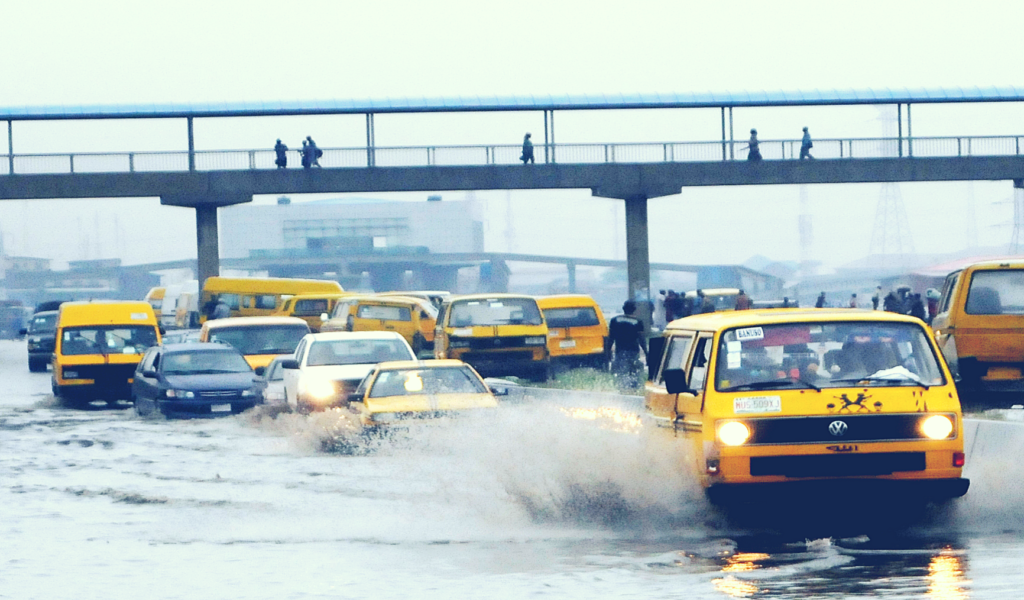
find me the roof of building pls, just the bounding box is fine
[5,87,1024,120]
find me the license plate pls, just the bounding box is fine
[559,340,577,349]
[211,404,232,412]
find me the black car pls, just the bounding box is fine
[132,343,262,418]
[24,310,59,372]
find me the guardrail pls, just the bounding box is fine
[2,135,1022,176]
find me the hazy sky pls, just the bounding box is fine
[1,0,1023,270]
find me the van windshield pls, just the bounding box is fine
[965,270,1024,315]
[61,326,158,356]
[449,298,543,327]
[543,307,600,328]
[209,325,308,355]
[715,321,945,391]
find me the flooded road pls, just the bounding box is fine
[2,339,1023,598]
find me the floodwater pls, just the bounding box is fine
[2,339,1023,599]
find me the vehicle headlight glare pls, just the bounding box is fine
[921,415,954,440]
[241,389,254,397]
[718,421,751,446]
[303,377,336,400]
[166,389,195,399]
[524,336,546,346]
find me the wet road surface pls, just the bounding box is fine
[2,340,1023,599]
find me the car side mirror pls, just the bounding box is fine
[663,368,693,395]
[158,326,166,335]
[280,359,299,370]
[142,369,158,378]
[19,328,28,337]
[254,366,266,376]
[320,313,329,322]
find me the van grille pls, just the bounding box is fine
[198,390,241,398]
[749,452,926,477]
[745,414,940,445]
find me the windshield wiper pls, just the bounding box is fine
[830,376,930,390]
[721,377,820,392]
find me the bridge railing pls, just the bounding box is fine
[1,135,1022,176]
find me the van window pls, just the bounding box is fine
[657,334,694,384]
[449,298,542,327]
[61,326,158,356]
[358,304,411,321]
[220,294,241,310]
[544,307,600,328]
[295,299,329,316]
[688,336,714,391]
[255,295,278,310]
[965,270,1024,315]
[713,321,944,391]
[939,272,960,314]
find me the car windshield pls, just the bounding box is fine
[449,298,543,326]
[162,351,252,375]
[543,307,600,328]
[209,325,308,355]
[29,313,58,333]
[714,321,945,391]
[306,339,414,367]
[61,325,158,356]
[368,367,487,398]
[965,270,1024,315]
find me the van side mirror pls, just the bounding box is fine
[142,369,158,378]
[663,368,693,395]
[254,366,266,376]
[320,313,329,322]
[280,359,299,370]
[159,326,166,335]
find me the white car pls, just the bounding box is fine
[281,331,416,411]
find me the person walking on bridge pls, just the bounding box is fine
[274,139,288,169]
[746,129,762,162]
[520,133,535,164]
[306,136,322,168]
[799,127,814,160]
[300,140,311,169]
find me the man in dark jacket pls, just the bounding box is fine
[608,300,647,388]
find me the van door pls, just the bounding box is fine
[677,334,714,432]
[646,331,695,423]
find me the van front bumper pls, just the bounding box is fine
[706,477,970,505]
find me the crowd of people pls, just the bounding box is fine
[815,285,940,323]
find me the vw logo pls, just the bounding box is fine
[828,421,848,437]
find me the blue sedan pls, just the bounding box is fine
[132,343,262,418]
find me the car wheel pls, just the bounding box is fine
[28,358,46,372]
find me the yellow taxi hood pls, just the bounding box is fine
[365,393,498,414]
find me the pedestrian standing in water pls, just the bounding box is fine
[306,136,322,167]
[274,139,288,168]
[815,291,826,308]
[520,133,535,164]
[799,127,814,160]
[608,300,647,389]
[746,129,763,161]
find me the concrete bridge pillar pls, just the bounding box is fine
[368,264,404,292]
[567,261,577,294]
[625,195,652,331]
[421,266,459,292]
[161,194,252,289]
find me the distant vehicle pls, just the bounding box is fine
[51,301,161,407]
[932,259,1024,403]
[254,355,288,405]
[350,359,498,428]
[0,300,27,340]
[377,290,451,311]
[321,295,438,355]
[645,308,968,505]
[160,329,202,345]
[537,295,608,369]
[143,287,166,321]
[24,310,59,372]
[684,288,741,312]
[274,292,353,332]
[199,276,343,323]
[281,331,416,412]
[159,280,198,329]
[434,294,550,381]
[132,343,261,419]
[198,316,310,374]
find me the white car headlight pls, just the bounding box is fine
[717,421,751,446]
[166,389,195,399]
[301,377,336,400]
[241,389,255,397]
[921,415,954,440]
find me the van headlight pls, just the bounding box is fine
[717,421,751,446]
[524,336,546,346]
[921,415,954,440]
[166,389,195,399]
[301,377,336,400]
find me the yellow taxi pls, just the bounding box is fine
[321,295,438,355]
[537,295,608,369]
[199,316,310,374]
[434,294,550,381]
[645,308,968,504]
[51,301,161,406]
[932,260,1024,399]
[350,359,498,428]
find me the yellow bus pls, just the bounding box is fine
[199,277,343,323]
[143,287,166,321]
